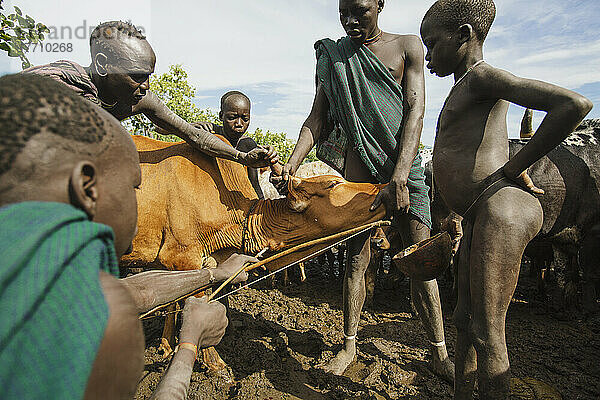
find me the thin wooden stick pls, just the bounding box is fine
[207,220,389,301]
[139,220,390,319]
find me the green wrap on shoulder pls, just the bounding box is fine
[314,36,431,228]
[0,201,120,399]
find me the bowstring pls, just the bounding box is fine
[141,223,375,320]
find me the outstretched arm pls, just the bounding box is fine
[237,137,265,199]
[371,36,425,215]
[474,66,593,182]
[136,91,278,167]
[120,254,254,314]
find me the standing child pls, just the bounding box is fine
[420,0,592,398]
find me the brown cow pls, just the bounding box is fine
[121,135,386,372]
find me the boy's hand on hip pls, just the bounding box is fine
[507,170,545,196]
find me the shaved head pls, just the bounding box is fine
[220,91,250,112]
[423,0,496,42]
[90,21,149,60]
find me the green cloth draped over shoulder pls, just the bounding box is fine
[0,202,120,399]
[314,36,431,228]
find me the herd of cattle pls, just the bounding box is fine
[123,118,600,338]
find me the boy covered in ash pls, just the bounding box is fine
[420,0,592,398]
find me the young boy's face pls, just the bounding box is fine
[94,117,141,257]
[220,96,250,136]
[420,17,460,78]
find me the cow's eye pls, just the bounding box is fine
[327,181,339,189]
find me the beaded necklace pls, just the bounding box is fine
[364,29,382,45]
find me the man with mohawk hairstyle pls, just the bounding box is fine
[23,20,278,169]
[421,0,592,397]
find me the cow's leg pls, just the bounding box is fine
[364,251,379,308]
[325,250,335,274]
[453,221,477,399]
[549,246,569,312]
[323,231,371,375]
[283,268,289,286]
[582,258,599,315]
[337,243,346,278]
[468,189,542,399]
[298,262,307,282]
[564,254,580,313]
[398,215,454,383]
[159,303,178,358]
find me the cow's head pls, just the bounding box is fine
[270,175,386,246]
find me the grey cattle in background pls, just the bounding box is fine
[427,119,600,312]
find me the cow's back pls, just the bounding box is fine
[510,120,600,240]
[122,135,258,269]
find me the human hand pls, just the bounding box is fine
[440,212,463,256]
[510,170,545,196]
[269,163,295,195]
[178,296,228,349]
[242,145,279,168]
[370,178,410,219]
[213,253,257,284]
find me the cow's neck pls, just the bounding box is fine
[241,198,317,255]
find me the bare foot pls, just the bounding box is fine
[431,354,455,384]
[323,348,356,375]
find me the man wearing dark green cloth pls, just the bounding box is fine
[277,0,454,380]
[0,74,254,399]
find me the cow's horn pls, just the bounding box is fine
[520,108,534,138]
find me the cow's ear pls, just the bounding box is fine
[287,177,309,212]
[69,161,98,219]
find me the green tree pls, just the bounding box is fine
[247,128,316,164]
[0,1,48,69]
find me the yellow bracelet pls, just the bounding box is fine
[176,342,198,358]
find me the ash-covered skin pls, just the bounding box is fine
[421,0,592,398]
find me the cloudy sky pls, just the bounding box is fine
[1,0,598,146]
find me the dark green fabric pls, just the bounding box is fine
[314,36,431,228]
[0,201,120,399]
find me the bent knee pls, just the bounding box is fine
[347,253,370,275]
[468,318,505,353]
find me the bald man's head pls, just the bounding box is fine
[89,21,156,107]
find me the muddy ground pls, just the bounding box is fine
[134,258,600,400]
